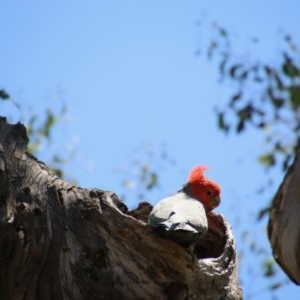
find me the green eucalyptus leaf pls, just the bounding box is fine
[288,85,300,110]
[236,119,245,133]
[0,89,10,100]
[258,154,276,167]
[282,53,300,78]
[229,64,242,78]
[217,112,230,132]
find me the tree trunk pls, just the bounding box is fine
[268,150,300,285]
[0,116,243,300]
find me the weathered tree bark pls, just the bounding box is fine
[268,150,300,285]
[0,116,242,300]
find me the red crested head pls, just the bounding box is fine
[187,165,221,211]
[188,165,209,184]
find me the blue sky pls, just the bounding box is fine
[1,1,300,298]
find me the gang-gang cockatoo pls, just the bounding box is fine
[148,165,221,247]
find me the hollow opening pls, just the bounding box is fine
[193,212,226,259]
[128,202,226,259]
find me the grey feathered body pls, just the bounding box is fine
[148,191,208,247]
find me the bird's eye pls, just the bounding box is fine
[206,190,212,195]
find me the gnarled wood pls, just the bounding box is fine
[0,116,242,299]
[268,150,300,285]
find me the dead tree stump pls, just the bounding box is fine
[0,116,243,299]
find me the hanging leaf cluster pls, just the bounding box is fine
[205,24,300,172]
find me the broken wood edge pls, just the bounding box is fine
[101,193,242,296]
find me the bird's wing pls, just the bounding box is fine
[148,192,207,233]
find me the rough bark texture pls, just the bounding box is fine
[0,116,243,299]
[268,150,300,285]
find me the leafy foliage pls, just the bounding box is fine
[0,88,73,180]
[201,24,300,173]
[117,143,178,206]
[196,21,300,298]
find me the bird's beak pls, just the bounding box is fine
[211,196,221,208]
